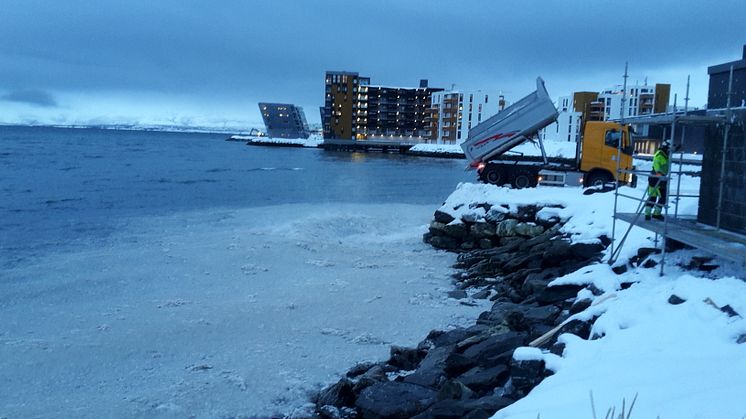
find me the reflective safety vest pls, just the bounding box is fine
[652,149,669,176]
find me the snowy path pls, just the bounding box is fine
[1,203,486,417]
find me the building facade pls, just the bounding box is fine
[321,72,442,140]
[540,92,597,142]
[428,90,505,144]
[708,45,746,109]
[365,80,443,140]
[258,103,310,138]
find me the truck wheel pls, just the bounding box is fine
[482,166,503,185]
[584,171,613,188]
[511,171,536,189]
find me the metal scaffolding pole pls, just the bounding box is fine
[674,75,691,220]
[716,66,734,231]
[610,62,628,260]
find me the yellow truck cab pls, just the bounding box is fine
[579,121,635,186]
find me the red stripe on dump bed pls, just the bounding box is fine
[473,131,519,147]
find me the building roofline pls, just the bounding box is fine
[708,59,746,74]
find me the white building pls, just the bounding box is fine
[429,90,505,144]
[540,95,583,143]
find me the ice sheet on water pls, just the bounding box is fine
[0,202,489,418]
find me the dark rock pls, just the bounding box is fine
[549,341,565,356]
[485,207,508,223]
[319,405,343,419]
[536,284,583,305]
[462,332,526,367]
[356,382,438,419]
[505,305,561,332]
[509,358,546,398]
[637,247,662,259]
[442,222,470,239]
[403,345,453,387]
[462,212,483,223]
[720,304,740,318]
[495,219,519,237]
[570,298,592,315]
[541,239,573,267]
[318,378,356,408]
[478,238,494,249]
[436,379,475,401]
[448,290,468,299]
[737,334,746,344]
[611,264,628,275]
[444,352,477,377]
[430,235,461,250]
[569,242,606,260]
[619,281,636,290]
[461,241,477,250]
[514,222,544,237]
[667,294,686,305]
[558,318,593,340]
[642,258,658,268]
[389,346,425,371]
[515,205,539,222]
[598,235,612,247]
[347,361,377,378]
[521,277,550,296]
[457,364,510,392]
[587,283,604,296]
[472,289,491,299]
[412,395,514,419]
[428,328,474,348]
[353,365,389,394]
[434,210,456,224]
[422,231,433,244]
[471,222,496,238]
[665,238,691,252]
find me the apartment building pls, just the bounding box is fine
[321,71,371,140]
[321,71,442,140]
[366,80,443,139]
[587,83,670,121]
[258,103,310,139]
[428,90,506,144]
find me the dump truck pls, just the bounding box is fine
[461,78,635,188]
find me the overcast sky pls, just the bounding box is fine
[1,0,744,130]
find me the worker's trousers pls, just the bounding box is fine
[645,177,667,216]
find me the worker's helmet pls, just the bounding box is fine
[660,141,671,152]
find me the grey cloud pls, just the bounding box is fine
[1,89,58,107]
[0,0,744,124]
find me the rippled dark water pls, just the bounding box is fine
[0,126,470,268]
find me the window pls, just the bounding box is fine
[485,95,488,103]
[469,94,473,103]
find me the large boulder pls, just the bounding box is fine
[457,364,510,392]
[471,222,497,238]
[403,345,454,387]
[508,358,546,399]
[429,235,461,250]
[356,382,438,419]
[536,284,583,305]
[434,210,456,224]
[318,378,356,408]
[495,219,519,237]
[461,332,526,367]
[441,222,470,239]
[411,395,514,419]
[514,222,545,237]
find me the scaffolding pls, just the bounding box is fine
[607,68,741,275]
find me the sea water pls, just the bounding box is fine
[0,126,485,417]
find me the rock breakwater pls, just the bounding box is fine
[311,200,611,419]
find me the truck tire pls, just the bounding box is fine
[584,171,613,188]
[481,165,504,185]
[511,170,537,189]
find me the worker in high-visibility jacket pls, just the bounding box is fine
[645,141,671,221]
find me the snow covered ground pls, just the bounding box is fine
[438,165,746,418]
[1,203,488,417]
[230,134,323,148]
